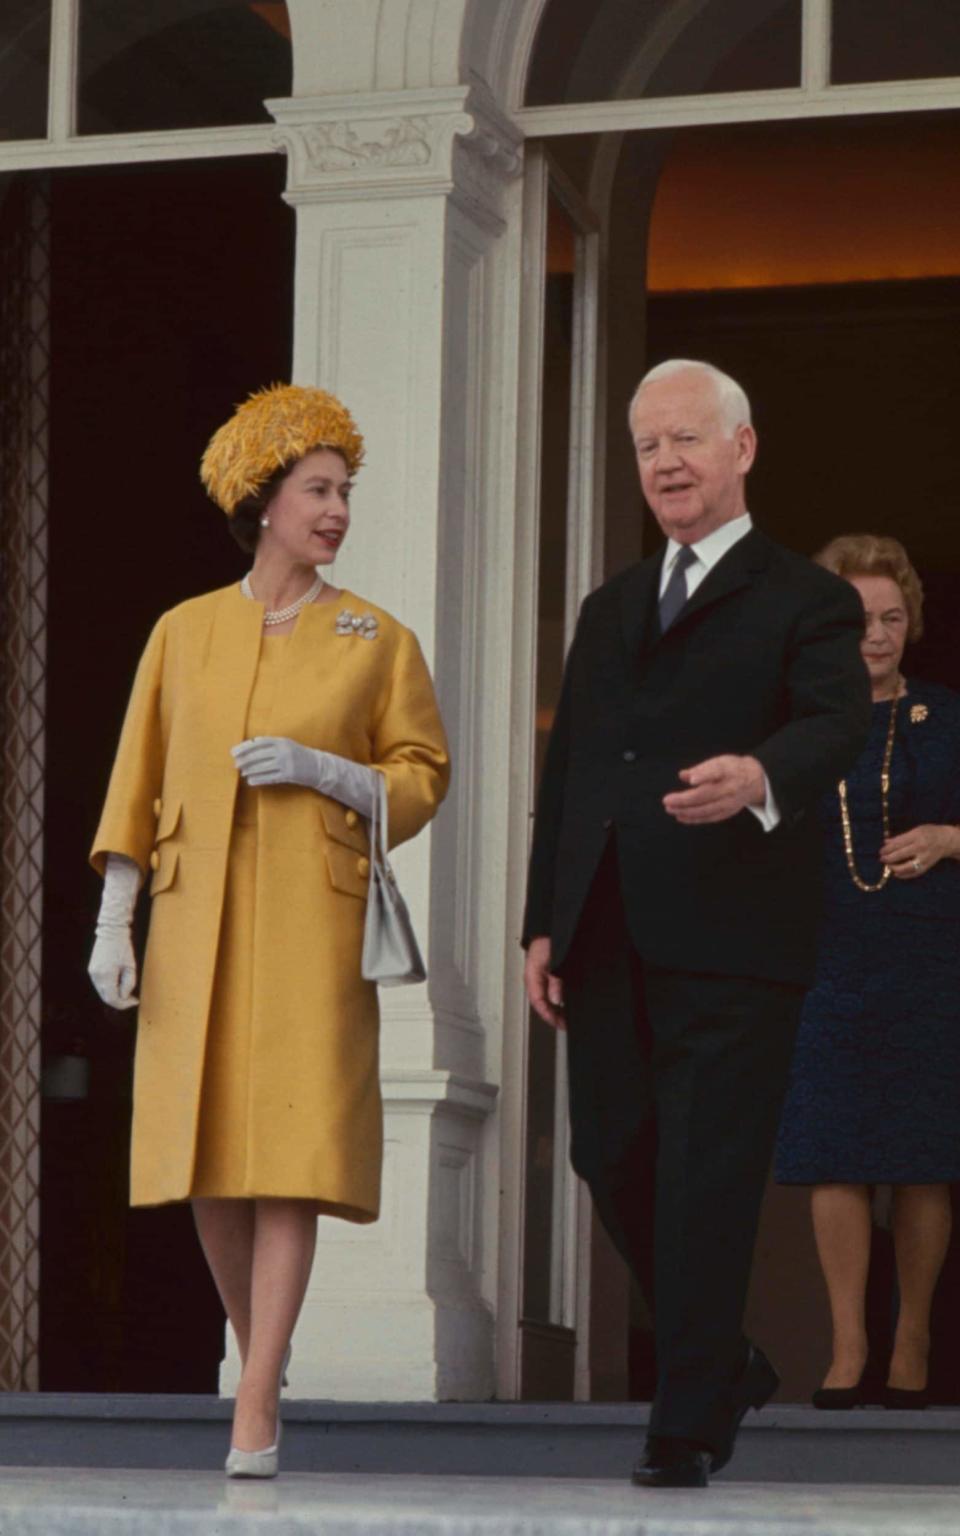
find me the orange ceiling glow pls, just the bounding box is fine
[648,115,960,292]
[248,2,291,41]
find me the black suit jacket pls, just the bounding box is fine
[523,527,872,985]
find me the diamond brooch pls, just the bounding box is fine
[336,609,379,640]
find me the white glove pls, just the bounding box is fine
[88,853,142,1010]
[231,736,378,818]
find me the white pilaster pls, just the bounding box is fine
[235,79,523,1401]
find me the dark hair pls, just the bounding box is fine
[228,463,292,554]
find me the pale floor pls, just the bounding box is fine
[0,1470,959,1534]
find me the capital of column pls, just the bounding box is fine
[267,83,523,230]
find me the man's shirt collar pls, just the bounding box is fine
[663,512,753,579]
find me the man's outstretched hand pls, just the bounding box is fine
[524,936,566,1030]
[663,754,766,825]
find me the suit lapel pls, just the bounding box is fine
[663,525,771,637]
[620,549,665,668]
[618,527,773,673]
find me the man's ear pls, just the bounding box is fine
[735,422,758,475]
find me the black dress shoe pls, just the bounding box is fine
[881,1385,929,1410]
[631,1435,711,1488]
[709,1344,780,1474]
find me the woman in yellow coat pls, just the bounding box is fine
[87,385,449,1477]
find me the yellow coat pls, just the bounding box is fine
[91,583,450,1216]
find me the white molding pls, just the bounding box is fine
[456,169,527,1331]
[802,0,832,94]
[440,218,491,1005]
[514,75,960,138]
[380,1068,499,1120]
[47,0,79,142]
[0,124,277,173]
[285,0,471,97]
[269,85,521,229]
[494,143,549,1400]
[270,75,518,1397]
[463,0,547,117]
[269,86,473,194]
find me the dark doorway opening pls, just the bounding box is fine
[41,153,293,1391]
[644,273,960,1405]
[646,275,960,691]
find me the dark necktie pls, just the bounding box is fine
[658,545,698,633]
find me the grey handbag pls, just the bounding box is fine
[361,772,427,986]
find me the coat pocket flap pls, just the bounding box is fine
[318,797,369,853]
[156,798,182,843]
[324,843,369,901]
[150,845,179,895]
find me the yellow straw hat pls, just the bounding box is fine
[200,383,365,515]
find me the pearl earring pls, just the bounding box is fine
[260,516,269,528]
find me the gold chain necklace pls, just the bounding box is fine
[837,679,903,893]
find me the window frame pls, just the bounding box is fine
[0,0,282,168]
[517,0,960,139]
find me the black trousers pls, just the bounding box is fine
[561,841,802,1451]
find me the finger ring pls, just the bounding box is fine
[913,858,922,872]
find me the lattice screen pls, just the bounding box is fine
[0,176,49,1392]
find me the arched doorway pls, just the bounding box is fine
[507,0,960,1403]
[645,106,960,1405]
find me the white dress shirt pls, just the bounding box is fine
[659,513,780,832]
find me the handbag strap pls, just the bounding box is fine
[370,770,389,867]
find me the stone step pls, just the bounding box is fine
[0,1469,959,1535]
[0,1397,958,1485]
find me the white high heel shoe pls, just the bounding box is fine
[225,1435,279,1480]
[225,1347,291,1479]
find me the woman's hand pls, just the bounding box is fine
[880,825,960,879]
[232,737,378,817]
[89,929,139,1009]
[232,736,324,790]
[89,853,142,1009]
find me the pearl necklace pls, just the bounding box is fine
[240,571,325,627]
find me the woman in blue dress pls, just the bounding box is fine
[776,534,960,1409]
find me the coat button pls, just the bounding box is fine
[357,857,370,878]
[345,810,359,829]
[149,850,160,871]
[153,798,162,817]
[622,749,637,763]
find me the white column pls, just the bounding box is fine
[224,82,522,1401]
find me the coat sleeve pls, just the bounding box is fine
[372,626,450,850]
[753,577,872,824]
[90,615,168,877]
[521,604,583,948]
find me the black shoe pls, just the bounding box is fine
[709,1344,779,1474]
[631,1435,711,1488]
[811,1380,867,1410]
[881,1385,929,1410]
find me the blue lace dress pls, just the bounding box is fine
[776,680,960,1185]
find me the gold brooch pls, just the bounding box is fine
[910,703,928,724]
[336,609,378,640]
